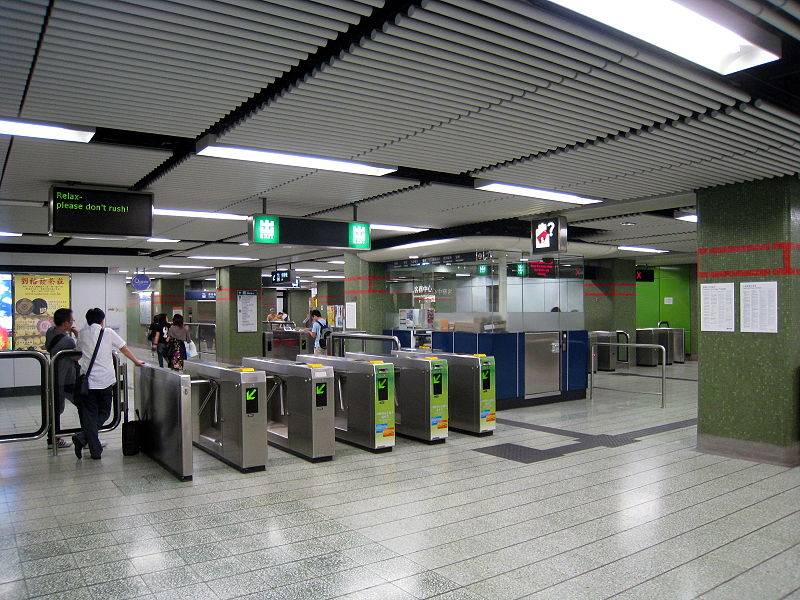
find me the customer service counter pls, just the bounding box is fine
[384,330,588,409]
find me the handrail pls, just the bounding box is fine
[329,332,401,356]
[589,342,666,408]
[49,349,124,455]
[615,330,630,363]
[0,351,50,444]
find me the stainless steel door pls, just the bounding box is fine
[525,332,561,396]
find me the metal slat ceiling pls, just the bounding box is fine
[0,0,47,115]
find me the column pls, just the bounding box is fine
[696,175,800,466]
[216,266,263,362]
[583,259,636,335]
[344,253,391,334]
[154,279,184,319]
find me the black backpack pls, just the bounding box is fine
[318,320,332,348]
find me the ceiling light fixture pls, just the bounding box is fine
[0,117,95,143]
[146,237,181,243]
[547,0,779,75]
[295,268,327,272]
[196,141,397,176]
[620,222,636,226]
[313,275,345,279]
[327,260,345,264]
[475,181,602,205]
[187,256,258,261]
[142,271,181,275]
[618,246,670,254]
[456,273,471,277]
[392,239,455,250]
[204,277,216,281]
[409,255,419,259]
[0,231,23,237]
[159,264,213,270]
[239,242,250,246]
[676,214,698,222]
[369,224,430,233]
[153,208,248,221]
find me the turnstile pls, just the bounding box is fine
[263,329,315,360]
[241,357,335,462]
[588,331,617,372]
[182,361,268,472]
[345,352,448,443]
[659,327,685,363]
[636,328,672,366]
[296,354,396,452]
[394,350,496,435]
[135,364,193,481]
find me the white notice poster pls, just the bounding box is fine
[345,302,357,330]
[236,290,258,332]
[740,281,778,333]
[700,283,735,332]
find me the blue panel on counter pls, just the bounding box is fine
[453,332,480,354]
[384,330,412,349]
[431,331,454,352]
[563,330,588,391]
[478,332,523,400]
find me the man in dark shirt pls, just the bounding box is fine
[45,308,78,449]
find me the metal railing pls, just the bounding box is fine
[263,320,298,330]
[0,351,50,443]
[589,342,667,408]
[185,322,216,359]
[49,350,127,456]
[329,332,402,357]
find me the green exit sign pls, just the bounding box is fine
[478,265,489,275]
[249,215,370,250]
[515,263,528,276]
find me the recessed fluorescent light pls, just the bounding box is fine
[239,242,250,246]
[327,260,345,264]
[547,0,779,75]
[620,222,636,226]
[153,208,248,221]
[73,236,121,241]
[119,270,129,274]
[392,239,455,250]
[618,246,670,254]
[0,231,23,237]
[409,255,419,259]
[0,117,95,143]
[196,143,397,176]
[295,268,327,272]
[475,181,602,205]
[203,277,216,281]
[299,279,313,283]
[146,237,180,243]
[187,256,257,261]
[143,271,180,275]
[159,264,213,270]
[455,273,471,277]
[676,214,698,222]
[370,224,429,233]
[313,275,345,279]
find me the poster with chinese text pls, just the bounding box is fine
[12,274,71,350]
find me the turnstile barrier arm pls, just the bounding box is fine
[263,375,286,415]
[589,342,666,408]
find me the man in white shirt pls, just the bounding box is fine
[73,308,144,460]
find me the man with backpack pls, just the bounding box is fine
[45,308,79,449]
[309,309,330,355]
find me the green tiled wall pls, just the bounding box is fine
[344,253,391,334]
[636,265,693,355]
[216,266,263,362]
[584,259,636,336]
[697,176,800,448]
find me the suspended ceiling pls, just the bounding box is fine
[1,0,799,279]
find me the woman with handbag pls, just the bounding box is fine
[166,313,191,371]
[73,307,145,460]
[149,313,170,368]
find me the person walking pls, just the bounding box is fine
[309,309,330,356]
[166,313,191,370]
[45,308,78,449]
[148,313,170,368]
[73,308,144,459]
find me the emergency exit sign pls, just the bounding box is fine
[249,215,370,250]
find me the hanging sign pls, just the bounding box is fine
[131,274,151,290]
[49,186,153,237]
[249,215,370,250]
[531,217,567,253]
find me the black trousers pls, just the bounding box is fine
[76,384,113,458]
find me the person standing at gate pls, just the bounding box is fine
[309,309,330,356]
[45,308,78,449]
[73,308,144,460]
[166,313,191,371]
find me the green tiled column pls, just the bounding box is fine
[344,253,391,334]
[315,281,344,316]
[154,279,184,319]
[584,259,636,336]
[696,175,800,466]
[216,266,263,363]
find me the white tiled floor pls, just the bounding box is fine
[1,359,798,600]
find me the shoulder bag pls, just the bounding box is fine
[75,328,105,405]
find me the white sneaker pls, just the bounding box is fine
[56,438,72,449]
[100,440,108,448]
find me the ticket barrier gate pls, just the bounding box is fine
[135,364,193,481]
[394,350,496,436]
[296,354,396,452]
[182,361,267,472]
[345,352,448,443]
[263,329,314,360]
[241,357,335,462]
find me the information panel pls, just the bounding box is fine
[249,215,370,250]
[740,281,777,333]
[700,283,735,332]
[50,186,153,237]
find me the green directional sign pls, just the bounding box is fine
[315,381,327,407]
[249,214,370,249]
[315,383,326,395]
[245,387,259,414]
[377,378,387,389]
[478,264,490,275]
[432,374,441,384]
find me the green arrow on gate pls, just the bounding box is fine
[377,378,387,389]
[246,388,257,400]
[316,383,326,395]
[481,369,489,380]
[432,374,441,385]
